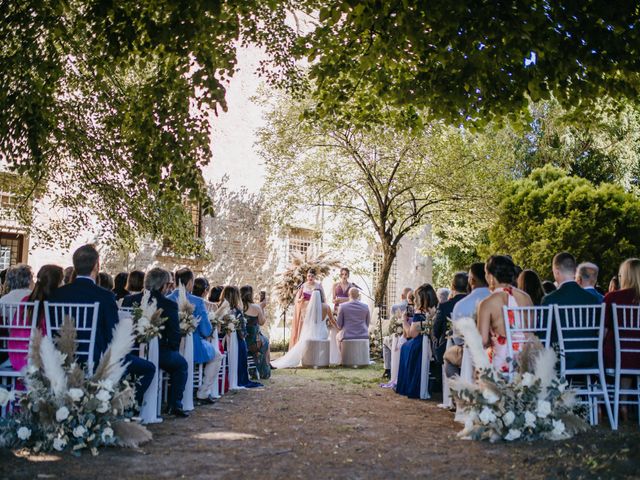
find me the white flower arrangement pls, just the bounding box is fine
[450,317,589,443]
[386,314,404,337]
[220,312,240,336]
[131,290,167,344]
[177,284,199,335]
[0,388,16,407]
[0,318,152,456]
[207,303,230,331]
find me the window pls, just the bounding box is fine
[287,228,318,261]
[0,233,24,270]
[372,252,398,319]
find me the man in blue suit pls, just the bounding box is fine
[167,268,222,404]
[542,252,600,370]
[576,262,605,303]
[49,244,154,406]
[123,268,189,417]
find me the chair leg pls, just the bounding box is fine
[599,368,616,430]
[614,370,621,429]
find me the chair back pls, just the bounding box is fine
[503,304,553,351]
[611,304,640,374]
[44,301,100,373]
[118,307,134,322]
[553,304,605,374]
[0,301,40,368]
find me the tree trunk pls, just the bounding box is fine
[373,240,397,315]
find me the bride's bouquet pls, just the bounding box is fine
[131,290,166,344]
[450,318,588,442]
[177,284,199,335]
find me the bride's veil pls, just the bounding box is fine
[272,290,325,369]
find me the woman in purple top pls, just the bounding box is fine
[332,267,355,315]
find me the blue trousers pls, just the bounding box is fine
[125,354,156,406]
[159,348,188,409]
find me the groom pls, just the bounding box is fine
[336,288,370,350]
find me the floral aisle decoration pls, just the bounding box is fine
[418,314,435,337]
[369,329,382,358]
[449,317,588,442]
[220,312,240,336]
[131,290,167,343]
[386,313,405,338]
[177,284,199,335]
[0,317,152,456]
[273,251,341,307]
[207,303,230,332]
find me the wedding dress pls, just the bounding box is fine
[273,291,329,369]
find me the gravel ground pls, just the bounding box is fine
[0,364,638,479]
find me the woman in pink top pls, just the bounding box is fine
[9,265,63,371]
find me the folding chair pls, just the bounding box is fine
[44,301,99,374]
[611,304,640,428]
[0,301,40,416]
[554,304,615,429]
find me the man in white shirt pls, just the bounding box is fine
[445,262,491,378]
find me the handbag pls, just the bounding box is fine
[443,345,463,367]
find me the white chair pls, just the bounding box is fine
[217,352,227,397]
[44,301,99,374]
[179,333,195,411]
[611,304,640,428]
[0,301,40,416]
[554,304,615,429]
[438,337,453,409]
[419,335,432,400]
[502,305,554,375]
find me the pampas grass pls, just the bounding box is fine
[67,363,85,389]
[29,329,43,370]
[273,251,341,306]
[55,316,77,366]
[453,317,491,370]
[93,317,135,384]
[39,335,68,397]
[112,421,152,448]
[533,348,557,398]
[517,336,544,374]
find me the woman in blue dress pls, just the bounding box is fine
[220,286,263,388]
[240,284,271,379]
[395,283,438,398]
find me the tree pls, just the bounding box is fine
[298,2,640,128]
[0,0,297,252]
[483,165,640,281]
[258,94,507,306]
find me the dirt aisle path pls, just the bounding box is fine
[1,365,638,479]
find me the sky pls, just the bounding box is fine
[204,46,268,193]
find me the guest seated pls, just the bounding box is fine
[336,287,370,347]
[433,272,468,366]
[603,258,640,421]
[517,269,545,306]
[220,286,262,388]
[396,284,438,398]
[51,245,155,408]
[436,287,450,305]
[168,268,222,404]
[123,267,188,416]
[541,280,557,295]
[125,270,145,295]
[0,264,33,305]
[444,262,491,379]
[97,271,114,291]
[576,262,604,302]
[542,252,600,369]
[9,265,63,371]
[192,277,210,299]
[241,285,272,379]
[112,272,129,301]
[477,255,532,373]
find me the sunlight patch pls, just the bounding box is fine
[193,431,261,441]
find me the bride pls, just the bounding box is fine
[273,289,339,368]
